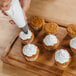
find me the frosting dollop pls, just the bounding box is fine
[19,30,32,40]
[55,49,70,63]
[23,44,38,56]
[43,34,58,46]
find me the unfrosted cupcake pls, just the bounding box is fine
[55,48,71,68]
[43,34,59,50]
[67,24,76,37]
[29,16,45,30]
[22,44,39,61]
[19,30,34,44]
[70,37,76,54]
[43,22,59,34]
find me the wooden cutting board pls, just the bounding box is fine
[2,28,67,76]
[2,25,76,76]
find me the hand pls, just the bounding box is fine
[0,0,11,11]
[0,0,31,24]
[20,0,31,13]
[0,0,31,11]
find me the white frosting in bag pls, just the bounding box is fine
[23,44,38,56]
[19,30,32,40]
[55,49,70,63]
[70,37,76,49]
[5,0,27,28]
[43,34,58,46]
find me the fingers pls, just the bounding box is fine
[23,0,31,12]
[1,4,10,10]
[0,0,15,25]
[19,0,31,12]
[0,0,11,11]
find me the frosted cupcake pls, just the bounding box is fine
[19,30,34,44]
[67,24,76,37]
[22,44,39,61]
[55,48,71,68]
[43,22,59,34]
[70,37,76,54]
[29,16,45,30]
[43,34,59,50]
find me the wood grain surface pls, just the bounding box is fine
[28,0,76,27]
[2,26,70,76]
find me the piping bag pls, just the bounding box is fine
[5,0,29,34]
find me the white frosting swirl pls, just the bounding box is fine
[43,34,58,46]
[19,30,32,40]
[55,49,70,63]
[23,44,38,56]
[70,37,76,49]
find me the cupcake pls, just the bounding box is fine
[55,48,71,68]
[43,22,59,34]
[29,16,45,30]
[67,24,76,37]
[70,37,76,54]
[22,44,39,61]
[43,34,59,50]
[19,30,34,44]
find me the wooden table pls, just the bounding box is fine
[1,0,76,76]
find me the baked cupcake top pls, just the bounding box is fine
[19,30,32,40]
[23,44,38,56]
[70,37,76,49]
[55,49,70,64]
[29,16,44,27]
[67,24,76,35]
[43,34,58,46]
[44,22,59,34]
